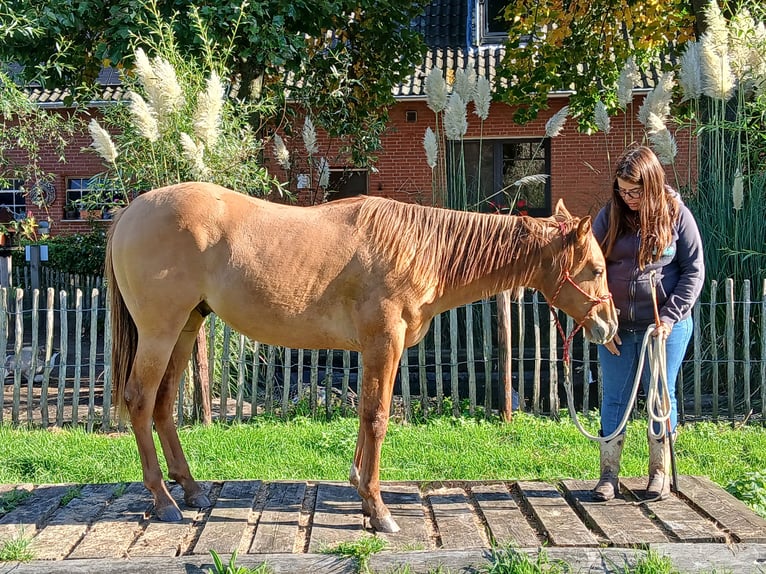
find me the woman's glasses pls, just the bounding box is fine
[617,185,643,200]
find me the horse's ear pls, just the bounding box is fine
[576,215,592,239]
[554,199,571,218]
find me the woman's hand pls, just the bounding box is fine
[603,333,622,356]
[652,321,672,341]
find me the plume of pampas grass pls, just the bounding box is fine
[733,168,744,211]
[132,48,184,128]
[701,40,735,100]
[617,57,640,108]
[645,111,667,135]
[88,119,118,164]
[703,2,729,56]
[425,67,448,113]
[728,9,756,81]
[423,127,438,168]
[133,48,154,88]
[453,68,476,103]
[317,157,330,189]
[473,77,491,121]
[679,41,703,101]
[272,134,290,170]
[513,174,550,187]
[593,101,610,134]
[545,106,569,138]
[302,117,318,155]
[128,92,159,143]
[637,72,675,126]
[180,133,209,179]
[649,128,677,165]
[444,93,467,140]
[193,71,224,149]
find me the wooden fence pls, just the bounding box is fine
[0,277,764,430]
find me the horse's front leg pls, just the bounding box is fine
[355,338,402,533]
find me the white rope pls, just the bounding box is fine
[564,324,671,443]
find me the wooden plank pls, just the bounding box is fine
[308,483,365,552]
[428,488,484,549]
[0,484,70,542]
[192,480,260,555]
[250,481,305,554]
[677,475,766,543]
[517,481,598,547]
[375,484,429,551]
[472,483,539,547]
[621,478,726,543]
[651,542,766,574]
[29,483,117,560]
[130,482,211,557]
[562,479,667,545]
[69,482,153,559]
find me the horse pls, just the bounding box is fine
[105,181,618,533]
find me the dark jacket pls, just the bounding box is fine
[592,196,705,331]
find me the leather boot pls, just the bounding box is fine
[646,433,673,500]
[593,435,624,501]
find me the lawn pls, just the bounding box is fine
[1,412,764,500]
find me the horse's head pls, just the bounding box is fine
[539,200,618,345]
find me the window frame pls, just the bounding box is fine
[65,176,121,221]
[476,0,509,45]
[0,178,28,221]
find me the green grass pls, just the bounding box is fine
[323,534,388,573]
[0,532,34,562]
[1,412,765,513]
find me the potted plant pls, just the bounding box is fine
[64,201,79,220]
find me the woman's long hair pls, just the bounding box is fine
[601,146,679,269]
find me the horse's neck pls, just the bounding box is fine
[431,216,551,312]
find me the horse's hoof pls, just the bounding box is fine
[155,504,183,522]
[185,492,211,509]
[370,514,400,533]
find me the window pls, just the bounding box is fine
[0,179,27,222]
[453,138,551,216]
[326,169,368,201]
[65,177,122,220]
[477,0,508,45]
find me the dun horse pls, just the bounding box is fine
[106,181,618,532]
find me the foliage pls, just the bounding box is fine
[0,488,30,517]
[322,534,387,574]
[0,0,427,166]
[0,532,34,562]
[208,550,272,574]
[18,231,108,276]
[482,546,568,574]
[495,0,696,128]
[727,470,766,518]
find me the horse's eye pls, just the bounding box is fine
[593,268,604,277]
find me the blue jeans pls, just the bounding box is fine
[598,316,692,436]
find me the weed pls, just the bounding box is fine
[482,546,568,574]
[323,534,388,573]
[0,531,35,562]
[59,485,83,507]
[0,488,31,517]
[207,549,272,574]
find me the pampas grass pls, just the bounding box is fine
[593,101,610,134]
[423,127,438,169]
[272,134,290,171]
[180,132,209,179]
[425,66,449,114]
[637,72,675,126]
[444,93,467,140]
[679,41,703,102]
[732,168,744,212]
[473,77,491,121]
[617,57,640,108]
[453,68,476,104]
[302,117,319,155]
[193,71,225,149]
[545,106,569,138]
[88,119,118,164]
[701,40,735,101]
[128,92,159,143]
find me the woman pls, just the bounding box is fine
[592,146,704,501]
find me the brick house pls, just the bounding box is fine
[4,0,693,236]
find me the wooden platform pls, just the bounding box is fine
[2,477,766,573]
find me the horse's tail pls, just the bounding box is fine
[105,208,137,424]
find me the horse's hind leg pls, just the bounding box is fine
[153,311,211,510]
[124,338,181,521]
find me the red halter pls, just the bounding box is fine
[547,221,613,363]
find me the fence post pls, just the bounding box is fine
[497,290,513,421]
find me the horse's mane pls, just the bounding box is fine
[358,197,574,297]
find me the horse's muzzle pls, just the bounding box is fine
[583,303,619,345]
